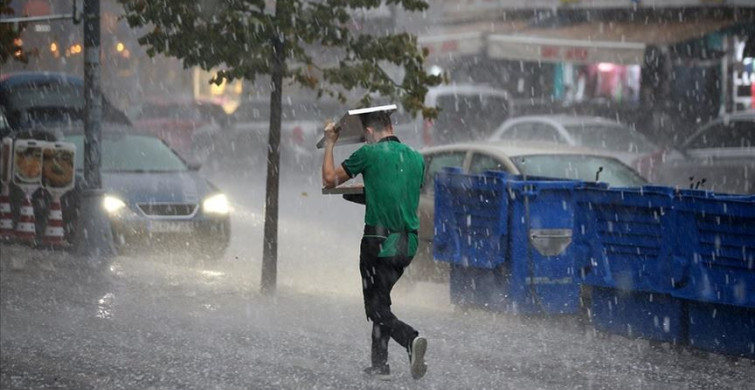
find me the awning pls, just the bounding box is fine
[486,20,737,65]
[418,19,738,65]
[417,21,529,61]
[487,34,645,65]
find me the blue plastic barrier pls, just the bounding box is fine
[574,185,689,342]
[434,168,508,269]
[672,190,755,358]
[686,301,755,359]
[435,168,754,356]
[590,286,686,344]
[672,190,755,308]
[575,185,679,293]
[435,168,582,315]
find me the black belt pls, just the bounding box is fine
[364,225,417,257]
[364,225,417,236]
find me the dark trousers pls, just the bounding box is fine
[359,234,418,367]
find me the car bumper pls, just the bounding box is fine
[109,214,230,254]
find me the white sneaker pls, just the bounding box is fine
[409,336,428,380]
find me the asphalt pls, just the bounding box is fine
[2,243,754,390]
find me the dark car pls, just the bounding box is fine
[5,126,230,259]
[0,71,131,134]
[63,130,231,258]
[2,72,228,258]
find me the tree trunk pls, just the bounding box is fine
[75,0,115,262]
[261,30,285,295]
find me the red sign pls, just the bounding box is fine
[541,45,589,61]
[541,46,559,58]
[441,40,459,53]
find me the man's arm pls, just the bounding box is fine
[322,121,351,189]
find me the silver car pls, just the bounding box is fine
[488,115,665,179]
[655,111,755,194]
[410,141,647,282]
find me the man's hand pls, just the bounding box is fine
[324,120,340,145]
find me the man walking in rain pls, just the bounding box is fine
[321,109,428,380]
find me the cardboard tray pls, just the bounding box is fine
[321,185,364,195]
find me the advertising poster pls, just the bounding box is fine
[12,139,43,187]
[42,143,76,192]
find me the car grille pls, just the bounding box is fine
[137,203,198,217]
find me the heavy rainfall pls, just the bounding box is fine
[0,0,754,389]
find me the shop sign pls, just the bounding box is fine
[418,32,483,58]
[488,34,646,65]
[541,46,590,61]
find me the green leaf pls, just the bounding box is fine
[116,0,440,118]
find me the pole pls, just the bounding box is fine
[260,0,288,295]
[83,0,101,191]
[261,37,283,295]
[73,0,115,264]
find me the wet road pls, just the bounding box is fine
[1,165,753,389]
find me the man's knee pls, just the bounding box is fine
[365,301,393,323]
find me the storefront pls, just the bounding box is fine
[418,15,752,139]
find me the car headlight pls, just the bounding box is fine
[103,195,127,214]
[203,193,230,215]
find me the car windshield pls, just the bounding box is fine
[65,134,188,172]
[509,154,647,187]
[564,123,657,153]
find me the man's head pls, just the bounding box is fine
[360,111,393,144]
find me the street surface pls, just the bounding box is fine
[1,165,753,389]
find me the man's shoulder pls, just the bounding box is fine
[402,144,423,159]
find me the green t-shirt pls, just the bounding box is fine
[342,136,424,257]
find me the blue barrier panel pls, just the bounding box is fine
[590,286,685,344]
[435,169,582,315]
[672,191,755,357]
[505,176,583,315]
[575,185,686,342]
[575,185,679,294]
[434,167,508,269]
[686,300,755,359]
[672,190,755,309]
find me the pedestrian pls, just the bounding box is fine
[321,108,428,380]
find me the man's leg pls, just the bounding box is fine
[371,323,390,367]
[373,256,420,348]
[360,239,427,379]
[360,237,391,376]
[377,256,427,380]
